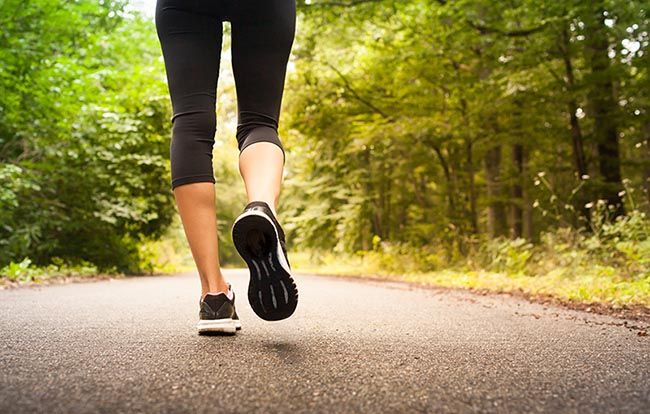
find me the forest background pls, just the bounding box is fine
[1,0,648,307]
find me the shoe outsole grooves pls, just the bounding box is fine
[232,213,298,321]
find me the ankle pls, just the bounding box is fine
[203,280,229,298]
[202,287,233,300]
[202,287,232,299]
[250,199,278,218]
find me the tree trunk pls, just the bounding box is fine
[561,26,589,180]
[432,144,457,220]
[560,25,592,225]
[521,146,534,240]
[587,5,625,218]
[466,139,478,234]
[385,158,392,240]
[643,122,650,210]
[485,145,508,238]
[362,147,374,250]
[510,144,524,238]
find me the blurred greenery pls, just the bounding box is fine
[0,0,176,273]
[0,0,648,305]
[291,209,649,306]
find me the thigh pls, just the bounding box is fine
[155,0,224,118]
[230,0,296,123]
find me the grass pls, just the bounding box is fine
[290,250,650,308]
[289,211,650,308]
[0,257,107,286]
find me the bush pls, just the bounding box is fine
[0,3,175,273]
[482,237,534,274]
[0,256,100,284]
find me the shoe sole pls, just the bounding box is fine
[197,318,237,335]
[232,210,298,321]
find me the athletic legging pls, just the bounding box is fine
[155,0,296,190]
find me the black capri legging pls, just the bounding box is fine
[155,0,296,190]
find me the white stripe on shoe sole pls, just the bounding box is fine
[258,291,265,312]
[261,260,270,277]
[270,285,277,308]
[268,252,277,271]
[279,280,289,303]
[251,259,262,281]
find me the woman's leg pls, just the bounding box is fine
[156,1,229,298]
[239,143,284,218]
[174,184,229,297]
[230,0,296,216]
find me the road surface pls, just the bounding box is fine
[1,270,648,413]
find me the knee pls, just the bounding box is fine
[237,126,284,154]
[236,111,285,156]
[169,110,217,190]
[172,110,216,145]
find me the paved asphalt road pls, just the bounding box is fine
[1,270,648,413]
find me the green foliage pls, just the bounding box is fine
[284,0,649,254]
[299,213,649,279]
[1,258,41,283]
[282,0,650,307]
[0,0,175,272]
[482,238,534,274]
[1,0,648,299]
[293,209,650,305]
[0,256,100,284]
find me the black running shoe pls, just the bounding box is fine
[197,291,239,335]
[231,201,298,321]
[228,283,242,331]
